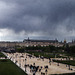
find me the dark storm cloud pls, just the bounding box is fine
[0,0,75,41]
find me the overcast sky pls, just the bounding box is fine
[0,0,75,42]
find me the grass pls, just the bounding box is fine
[0,52,6,57]
[53,60,75,66]
[0,59,27,75]
[27,52,68,58]
[51,72,75,75]
[65,53,75,57]
[27,52,55,58]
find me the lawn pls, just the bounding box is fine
[53,60,75,66]
[27,52,55,58]
[51,72,75,75]
[27,52,68,59]
[0,59,27,75]
[0,52,6,57]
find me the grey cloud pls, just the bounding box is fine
[0,0,75,41]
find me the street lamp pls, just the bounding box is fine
[68,57,70,70]
[25,59,26,72]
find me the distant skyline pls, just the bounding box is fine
[0,0,75,42]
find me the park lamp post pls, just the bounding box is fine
[68,57,70,70]
[25,58,26,72]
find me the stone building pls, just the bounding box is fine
[0,38,64,47]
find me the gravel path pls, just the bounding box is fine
[5,52,75,75]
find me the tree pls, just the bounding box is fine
[16,47,25,53]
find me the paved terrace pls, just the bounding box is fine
[3,52,75,75]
